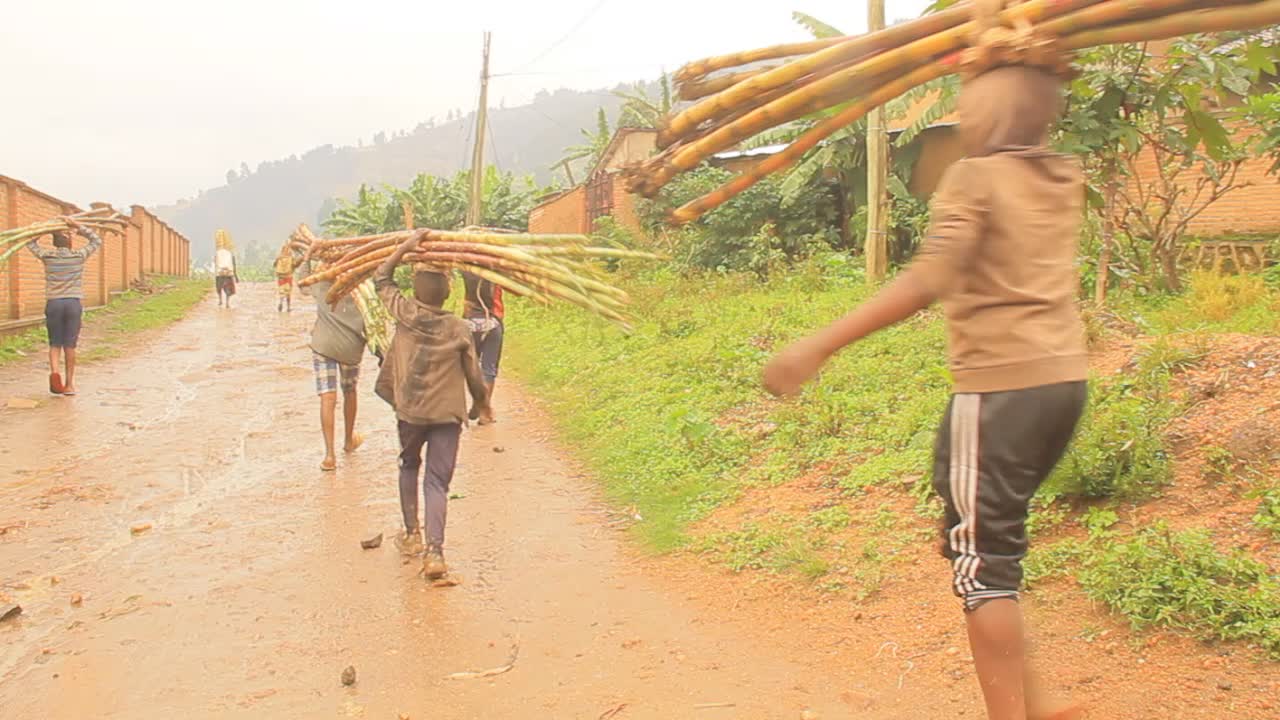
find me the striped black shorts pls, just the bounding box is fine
[932,381,1087,611]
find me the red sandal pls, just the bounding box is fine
[49,372,64,395]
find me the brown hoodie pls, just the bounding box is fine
[902,65,1088,394]
[373,268,487,427]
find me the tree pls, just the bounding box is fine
[770,11,938,256]
[1058,34,1280,294]
[616,74,673,128]
[322,167,549,237]
[555,108,613,178]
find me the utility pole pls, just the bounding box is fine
[466,32,493,228]
[864,0,888,281]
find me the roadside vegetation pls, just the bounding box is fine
[0,277,209,365]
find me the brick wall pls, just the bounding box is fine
[0,175,191,328]
[1126,148,1280,237]
[528,180,646,237]
[611,180,644,234]
[529,187,588,234]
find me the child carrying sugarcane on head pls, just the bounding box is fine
[274,244,296,312]
[764,63,1086,720]
[374,234,489,580]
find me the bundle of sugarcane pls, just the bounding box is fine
[215,229,235,252]
[288,224,318,261]
[626,0,1280,223]
[0,208,129,264]
[297,226,658,328]
[351,279,394,355]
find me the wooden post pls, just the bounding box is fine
[864,0,889,282]
[465,32,492,228]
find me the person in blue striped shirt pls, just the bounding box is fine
[27,217,102,395]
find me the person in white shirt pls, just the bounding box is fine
[214,246,239,308]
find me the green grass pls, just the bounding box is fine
[509,260,1189,550]
[0,324,50,365]
[1118,271,1280,335]
[0,278,209,365]
[507,260,949,550]
[1078,525,1280,658]
[1253,485,1280,539]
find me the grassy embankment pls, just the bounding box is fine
[509,260,1280,658]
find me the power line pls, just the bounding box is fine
[494,0,612,76]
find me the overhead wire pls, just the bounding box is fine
[493,0,612,77]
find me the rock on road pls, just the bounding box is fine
[0,284,853,719]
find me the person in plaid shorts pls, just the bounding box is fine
[306,266,367,471]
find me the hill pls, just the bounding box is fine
[156,85,633,265]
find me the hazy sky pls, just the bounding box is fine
[1,0,931,208]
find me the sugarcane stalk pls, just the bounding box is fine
[679,64,788,101]
[325,249,630,314]
[674,38,854,86]
[657,56,894,154]
[413,245,632,302]
[1042,0,1243,37]
[660,2,977,150]
[1063,0,1280,48]
[656,0,1108,186]
[663,0,1274,223]
[672,60,955,223]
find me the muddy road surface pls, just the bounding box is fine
[0,284,863,719]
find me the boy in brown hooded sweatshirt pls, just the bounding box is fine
[764,64,1086,720]
[374,234,490,580]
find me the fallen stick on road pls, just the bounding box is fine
[445,636,520,680]
[693,702,737,710]
[598,703,628,719]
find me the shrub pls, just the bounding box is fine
[1078,525,1280,657]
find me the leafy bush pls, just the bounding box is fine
[1078,525,1280,657]
[1044,383,1174,500]
[1252,485,1280,539]
[638,165,840,276]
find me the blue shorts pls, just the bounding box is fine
[45,298,83,348]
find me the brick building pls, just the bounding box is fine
[529,128,658,236]
[1,174,191,333]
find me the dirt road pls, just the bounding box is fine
[0,283,869,719]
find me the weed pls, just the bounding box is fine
[1080,507,1121,536]
[1133,335,1207,379]
[1202,445,1237,478]
[1077,524,1280,657]
[1045,387,1173,500]
[1024,539,1086,589]
[1251,485,1280,539]
[808,505,852,532]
